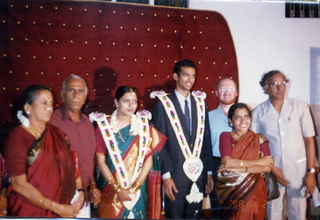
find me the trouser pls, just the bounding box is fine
[267,184,306,220]
[164,182,203,219]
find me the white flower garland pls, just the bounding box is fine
[110,109,139,136]
[17,110,30,127]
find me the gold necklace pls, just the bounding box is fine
[29,125,41,140]
[231,130,246,141]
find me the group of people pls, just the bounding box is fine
[0,59,317,220]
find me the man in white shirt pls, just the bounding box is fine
[251,70,316,220]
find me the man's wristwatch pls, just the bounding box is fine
[307,168,316,173]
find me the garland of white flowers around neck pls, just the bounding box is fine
[150,90,206,203]
[89,110,151,217]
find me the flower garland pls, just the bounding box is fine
[17,110,30,127]
[89,110,151,218]
[110,109,139,136]
[150,90,207,203]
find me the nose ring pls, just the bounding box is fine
[46,107,52,111]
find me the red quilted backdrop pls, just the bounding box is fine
[0,0,238,149]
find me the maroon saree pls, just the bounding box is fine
[6,124,75,217]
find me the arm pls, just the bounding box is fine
[303,136,316,196]
[221,156,273,173]
[219,133,274,173]
[88,179,101,205]
[153,101,178,200]
[204,108,214,194]
[96,154,153,202]
[10,174,80,217]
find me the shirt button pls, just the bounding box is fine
[282,144,285,148]
[281,132,284,135]
[278,119,282,122]
[190,144,194,147]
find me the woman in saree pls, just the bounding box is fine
[92,86,166,219]
[216,103,274,220]
[4,85,84,217]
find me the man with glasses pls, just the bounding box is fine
[208,78,238,217]
[251,70,316,220]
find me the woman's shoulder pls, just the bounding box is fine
[257,133,268,144]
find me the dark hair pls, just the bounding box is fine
[22,85,51,117]
[228,103,251,121]
[259,70,289,87]
[173,59,196,76]
[115,86,137,101]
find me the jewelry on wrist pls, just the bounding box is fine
[245,167,248,172]
[112,183,121,193]
[130,181,141,193]
[240,160,243,167]
[77,188,85,193]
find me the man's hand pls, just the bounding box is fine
[163,178,178,201]
[272,166,290,187]
[205,175,214,194]
[303,172,316,197]
[88,186,101,204]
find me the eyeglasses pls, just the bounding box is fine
[266,80,289,88]
[218,87,236,93]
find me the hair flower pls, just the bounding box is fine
[17,110,30,127]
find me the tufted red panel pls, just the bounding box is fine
[0,0,238,148]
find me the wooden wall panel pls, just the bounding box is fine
[0,0,238,148]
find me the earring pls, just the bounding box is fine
[26,111,30,115]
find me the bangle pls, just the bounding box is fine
[240,160,243,167]
[77,188,85,192]
[130,181,141,193]
[112,183,121,193]
[245,167,248,172]
[107,176,115,185]
[0,209,7,216]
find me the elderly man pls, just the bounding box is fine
[208,78,238,217]
[152,59,214,219]
[50,75,100,217]
[251,70,316,220]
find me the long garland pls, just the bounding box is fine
[150,90,207,203]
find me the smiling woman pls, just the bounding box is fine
[215,103,274,220]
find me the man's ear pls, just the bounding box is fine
[61,90,65,103]
[173,73,178,81]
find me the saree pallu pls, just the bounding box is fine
[216,131,267,220]
[97,125,166,219]
[7,124,76,217]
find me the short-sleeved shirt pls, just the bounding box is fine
[208,106,232,157]
[50,105,96,190]
[251,98,315,182]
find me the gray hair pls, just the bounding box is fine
[62,75,88,95]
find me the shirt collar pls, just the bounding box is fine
[174,89,191,105]
[60,104,84,122]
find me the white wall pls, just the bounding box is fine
[190,0,320,109]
